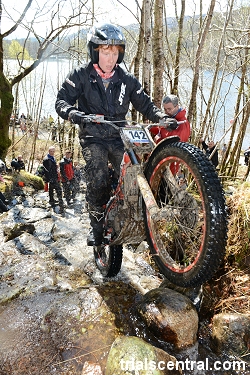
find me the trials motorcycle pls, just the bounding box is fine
[82,115,227,287]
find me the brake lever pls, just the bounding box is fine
[81,114,105,123]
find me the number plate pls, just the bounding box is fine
[122,127,150,143]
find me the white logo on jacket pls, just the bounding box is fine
[66,78,75,87]
[137,86,143,94]
[118,83,126,105]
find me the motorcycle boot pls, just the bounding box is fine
[87,203,105,246]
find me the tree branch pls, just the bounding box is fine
[1,0,33,38]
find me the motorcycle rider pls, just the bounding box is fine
[55,23,176,249]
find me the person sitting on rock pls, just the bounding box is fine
[11,155,25,172]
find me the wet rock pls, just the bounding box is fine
[211,313,250,356]
[3,222,35,241]
[51,217,82,240]
[0,233,92,304]
[160,279,203,311]
[34,217,55,242]
[105,336,182,375]
[137,287,198,349]
[19,206,51,222]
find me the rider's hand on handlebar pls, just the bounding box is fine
[68,110,86,125]
[162,117,179,131]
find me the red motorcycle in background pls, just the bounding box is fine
[82,115,227,287]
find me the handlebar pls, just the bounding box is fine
[75,113,185,129]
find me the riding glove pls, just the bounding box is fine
[163,117,179,131]
[68,110,86,125]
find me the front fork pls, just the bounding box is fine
[127,144,178,223]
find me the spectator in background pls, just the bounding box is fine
[0,174,9,212]
[59,150,76,205]
[43,146,64,213]
[150,95,191,176]
[0,159,6,174]
[221,143,227,161]
[150,94,191,144]
[244,146,250,166]
[19,113,27,134]
[48,114,57,141]
[49,115,54,125]
[200,139,219,168]
[11,155,25,172]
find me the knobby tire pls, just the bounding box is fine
[94,244,123,277]
[143,141,227,287]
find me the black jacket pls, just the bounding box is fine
[43,155,59,183]
[11,158,25,170]
[202,141,219,168]
[55,62,163,140]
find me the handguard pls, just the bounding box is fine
[68,111,104,124]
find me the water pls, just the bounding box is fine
[4,59,250,149]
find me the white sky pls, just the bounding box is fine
[1,0,233,39]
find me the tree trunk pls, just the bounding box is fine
[142,0,152,97]
[131,0,144,122]
[173,0,185,94]
[187,0,216,130]
[0,36,13,159]
[153,0,164,108]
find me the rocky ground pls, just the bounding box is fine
[0,180,249,375]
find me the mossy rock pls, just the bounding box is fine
[105,336,182,375]
[0,170,44,193]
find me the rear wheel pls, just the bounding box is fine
[143,142,227,287]
[94,244,123,277]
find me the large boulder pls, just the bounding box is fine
[211,313,250,356]
[137,287,198,349]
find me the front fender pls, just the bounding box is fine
[145,136,180,172]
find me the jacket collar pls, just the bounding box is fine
[88,62,124,84]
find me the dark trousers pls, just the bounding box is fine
[81,138,124,244]
[0,192,8,212]
[62,179,76,203]
[49,181,64,207]
[81,139,124,207]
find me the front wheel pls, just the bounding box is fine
[94,244,123,277]
[143,141,227,287]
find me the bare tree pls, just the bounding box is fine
[172,0,185,95]
[0,0,91,160]
[187,0,216,129]
[194,0,234,146]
